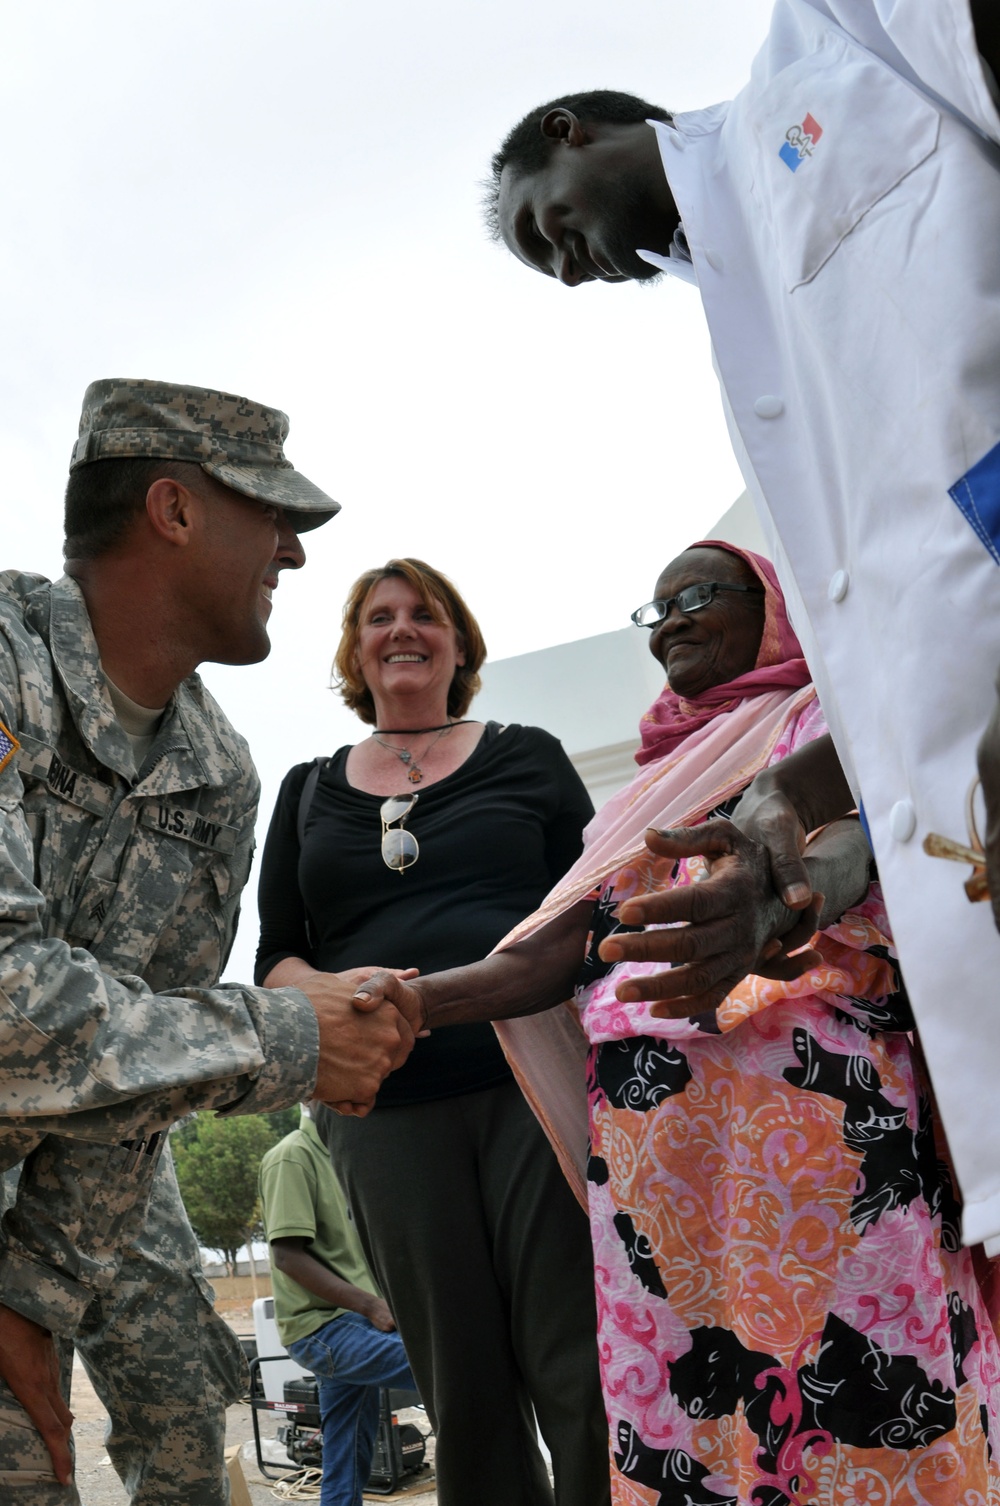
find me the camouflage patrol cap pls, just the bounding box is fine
[69,378,339,532]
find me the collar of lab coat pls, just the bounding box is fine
[637,110,731,286]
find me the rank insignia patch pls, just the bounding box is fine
[0,720,20,776]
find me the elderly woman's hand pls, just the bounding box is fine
[597,820,823,1016]
[352,971,428,1033]
[729,734,855,908]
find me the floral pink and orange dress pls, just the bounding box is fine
[576,700,1000,1505]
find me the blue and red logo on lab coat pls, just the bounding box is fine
[780,114,823,172]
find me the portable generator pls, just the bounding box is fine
[277,1375,322,1469]
[250,1353,430,1494]
[279,1377,427,1490]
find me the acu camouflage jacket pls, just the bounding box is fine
[0,572,318,1333]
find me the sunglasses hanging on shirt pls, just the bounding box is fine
[380,793,419,873]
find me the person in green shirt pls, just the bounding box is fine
[258,1104,414,1506]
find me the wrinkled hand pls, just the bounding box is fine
[352,972,427,1029]
[363,1296,397,1333]
[729,781,814,910]
[302,972,418,1117]
[598,822,822,1018]
[334,965,421,997]
[323,968,424,1116]
[977,672,1000,933]
[0,1305,73,1485]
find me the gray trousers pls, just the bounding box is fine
[318,1079,611,1506]
[0,1145,246,1505]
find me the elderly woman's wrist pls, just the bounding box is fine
[769,736,853,832]
[410,978,433,1030]
[803,818,872,925]
[415,970,479,1029]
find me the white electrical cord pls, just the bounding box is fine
[269,1466,322,1500]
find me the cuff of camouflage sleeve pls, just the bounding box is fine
[217,985,319,1116]
[0,1248,91,1336]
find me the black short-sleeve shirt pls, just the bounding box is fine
[255,722,593,1106]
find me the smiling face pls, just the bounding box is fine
[648,548,766,698]
[497,110,679,285]
[185,472,305,666]
[355,574,465,723]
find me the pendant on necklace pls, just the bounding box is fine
[407,766,423,784]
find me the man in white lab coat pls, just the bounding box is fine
[485,1,1000,1251]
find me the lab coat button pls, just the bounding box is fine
[889,800,917,842]
[753,395,784,419]
[828,569,850,603]
[704,247,724,272]
[669,131,686,151]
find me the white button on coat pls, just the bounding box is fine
[704,248,724,272]
[753,395,784,419]
[828,570,850,602]
[889,799,917,842]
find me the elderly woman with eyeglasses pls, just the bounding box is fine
[354,542,1000,1506]
[255,558,610,1506]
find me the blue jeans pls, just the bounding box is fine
[287,1312,415,1506]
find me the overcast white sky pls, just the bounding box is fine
[1,0,773,982]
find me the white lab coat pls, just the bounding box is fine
[645,0,1000,1248]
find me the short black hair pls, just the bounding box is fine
[484,89,671,240]
[63,458,193,560]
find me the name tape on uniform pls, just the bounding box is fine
[141,803,238,854]
[17,737,114,816]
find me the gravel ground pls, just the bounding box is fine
[69,1340,437,1506]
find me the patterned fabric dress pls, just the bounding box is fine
[576,699,1000,1505]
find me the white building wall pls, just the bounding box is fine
[475,628,662,808]
[707,492,767,555]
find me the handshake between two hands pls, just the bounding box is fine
[312,789,836,1118]
[314,964,428,1119]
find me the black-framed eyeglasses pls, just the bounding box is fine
[630,581,765,628]
[380,793,419,873]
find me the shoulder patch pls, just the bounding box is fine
[0,720,20,776]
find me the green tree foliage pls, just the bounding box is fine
[173,1112,280,1277]
[263,1107,300,1142]
[170,1113,200,1151]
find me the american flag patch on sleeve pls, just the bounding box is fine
[0,720,20,776]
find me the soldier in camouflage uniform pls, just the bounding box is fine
[0,380,419,1503]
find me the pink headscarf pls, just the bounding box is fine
[635,540,810,766]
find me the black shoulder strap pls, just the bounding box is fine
[297,758,325,848]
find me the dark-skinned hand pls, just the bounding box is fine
[327,970,425,1116]
[728,782,813,909]
[0,1304,73,1484]
[362,1296,398,1334]
[977,672,1000,933]
[318,967,422,1118]
[726,733,856,908]
[597,822,822,1018]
